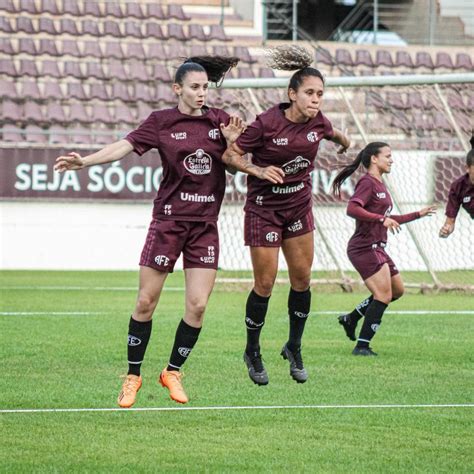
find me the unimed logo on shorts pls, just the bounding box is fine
[265,232,279,243]
[154,255,170,266]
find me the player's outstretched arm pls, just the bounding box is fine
[439,216,456,238]
[391,205,437,225]
[331,128,351,154]
[222,142,284,184]
[54,139,134,173]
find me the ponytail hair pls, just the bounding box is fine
[467,133,474,166]
[266,45,324,95]
[174,55,239,87]
[332,142,390,197]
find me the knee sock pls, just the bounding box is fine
[348,295,373,326]
[127,317,152,376]
[167,319,202,371]
[245,289,270,354]
[287,288,311,352]
[356,300,388,348]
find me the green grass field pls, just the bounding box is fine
[1,271,473,472]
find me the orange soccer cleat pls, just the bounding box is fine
[117,374,142,408]
[159,369,189,404]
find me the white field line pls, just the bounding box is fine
[0,403,473,415]
[0,286,183,291]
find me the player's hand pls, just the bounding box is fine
[337,128,350,154]
[383,217,401,234]
[220,116,246,144]
[419,205,437,217]
[257,165,285,184]
[439,222,455,238]
[54,152,85,172]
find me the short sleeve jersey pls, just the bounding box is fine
[236,103,334,214]
[125,106,229,221]
[445,174,474,219]
[348,174,393,248]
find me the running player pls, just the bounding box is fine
[439,135,474,238]
[332,142,436,355]
[55,56,243,406]
[222,45,351,385]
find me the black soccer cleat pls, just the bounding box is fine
[338,314,356,341]
[243,351,269,385]
[280,344,308,383]
[352,346,378,356]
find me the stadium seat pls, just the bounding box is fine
[365,90,385,108]
[24,101,44,122]
[87,63,106,80]
[67,82,86,100]
[0,17,13,33]
[190,45,209,57]
[212,45,230,57]
[38,39,60,56]
[147,3,165,19]
[454,111,471,133]
[60,18,80,35]
[133,84,154,102]
[168,4,190,21]
[237,67,255,79]
[335,48,353,66]
[0,78,17,98]
[153,64,172,82]
[395,50,414,68]
[16,17,36,34]
[315,48,334,66]
[93,126,115,145]
[406,91,426,109]
[114,103,136,124]
[107,61,128,81]
[435,52,454,69]
[145,23,165,39]
[83,1,103,17]
[104,42,125,59]
[447,91,465,110]
[354,49,374,67]
[39,18,58,35]
[126,43,146,60]
[259,68,275,78]
[415,52,434,69]
[125,21,143,39]
[83,41,103,58]
[454,53,473,70]
[25,125,48,143]
[48,125,69,144]
[42,0,61,15]
[18,38,37,55]
[67,125,93,143]
[125,3,145,19]
[82,20,100,36]
[0,37,14,55]
[137,101,153,120]
[19,0,37,14]
[19,59,39,77]
[64,62,85,79]
[1,100,23,121]
[434,113,453,131]
[68,103,90,123]
[386,91,406,110]
[2,124,23,142]
[146,43,167,60]
[0,59,17,76]
[0,0,17,13]
[111,82,131,102]
[41,60,61,78]
[168,23,188,41]
[43,81,64,100]
[208,25,230,41]
[128,61,150,81]
[156,83,176,105]
[91,104,113,124]
[104,20,124,38]
[189,24,208,42]
[21,80,41,100]
[375,50,393,68]
[104,2,123,18]
[234,46,256,64]
[61,40,81,57]
[63,0,81,16]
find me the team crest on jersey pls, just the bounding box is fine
[184,148,212,175]
[272,137,288,146]
[307,131,318,142]
[282,156,310,175]
[376,192,386,199]
[171,132,187,140]
[208,128,220,140]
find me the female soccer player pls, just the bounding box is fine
[439,135,474,238]
[55,56,244,406]
[332,142,436,355]
[221,45,351,385]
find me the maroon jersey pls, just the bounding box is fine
[445,173,474,219]
[236,103,334,215]
[125,106,229,221]
[348,174,393,249]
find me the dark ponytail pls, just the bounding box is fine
[332,142,389,196]
[174,55,239,87]
[467,133,474,166]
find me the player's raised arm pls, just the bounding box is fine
[54,139,134,173]
[331,127,351,154]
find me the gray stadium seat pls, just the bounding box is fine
[0,37,15,55]
[87,62,106,80]
[83,1,103,17]
[39,18,58,35]
[41,0,60,15]
[17,17,36,34]
[0,78,17,98]
[168,23,188,41]
[63,0,81,16]
[107,61,128,81]
[0,17,13,33]
[147,3,165,19]
[25,125,48,143]
[61,40,81,57]
[375,50,393,68]
[124,21,143,39]
[19,59,39,77]
[126,3,145,19]
[2,100,23,121]
[189,24,208,42]
[41,60,61,78]
[415,52,434,69]
[60,18,79,35]
[82,20,100,36]
[208,25,230,41]
[104,2,123,18]
[0,58,17,76]
[126,43,146,60]
[454,53,472,70]
[67,82,86,100]
[104,20,124,38]
[21,80,41,100]
[2,124,23,142]
[168,4,190,21]
[435,52,454,69]
[38,39,60,56]
[83,41,102,58]
[0,0,16,13]
[104,42,124,59]
[24,101,44,122]
[395,50,414,68]
[145,23,165,40]
[111,82,131,102]
[68,103,90,123]
[153,64,171,82]
[64,62,85,79]
[89,83,109,101]
[19,0,37,14]
[354,49,374,67]
[43,81,64,100]
[335,48,353,66]
[19,38,37,55]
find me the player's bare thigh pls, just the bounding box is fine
[281,231,314,291]
[250,246,280,297]
[183,268,217,327]
[133,265,169,322]
[364,263,392,304]
[391,273,405,300]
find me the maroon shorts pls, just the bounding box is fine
[347,243,399,281]
[244,206,314,247]
[139,219,219,272]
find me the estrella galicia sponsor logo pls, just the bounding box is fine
[128,335,141,346]
[271,182,304,194]
[287,219,303,232]
[154,255,170,266]
[282,156,310,175]
[183,148,212,175]
[265,231,279,243]
[171,132,187,140]
[208,128,220,140]
[307,131,318,142]
[180,192,215,203]
[463,196,471,203]
[200,245,216,264]
[376,192,387,199]
[178,347,192,358]
[245,316,264,328]
[294,311,308,319]
[272,137,288,146]
[371,323,380,332]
